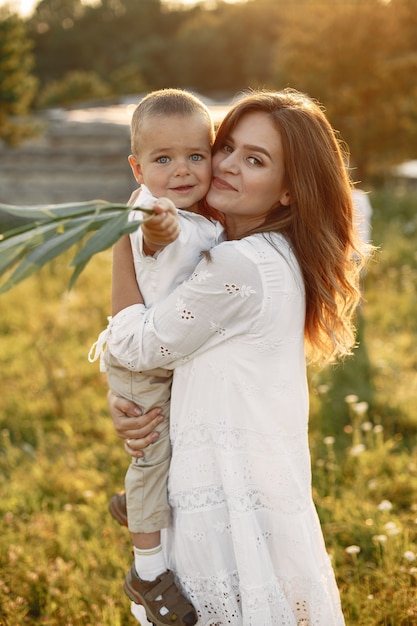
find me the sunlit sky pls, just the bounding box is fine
[0,0,244,18]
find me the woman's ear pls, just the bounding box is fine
[279,189,292,207]
[128,155,144,185]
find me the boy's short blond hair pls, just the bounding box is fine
[130,88,214,156]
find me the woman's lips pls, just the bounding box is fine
[212,176,236,191]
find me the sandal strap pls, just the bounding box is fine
[125,565,197,625]
[143,570,177,601]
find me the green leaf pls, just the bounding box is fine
[0,200,154,293]
[0,221,66,275]
[0,222,91,293]
[0,213,115,276]
[0,201,130,240]
[68,210,148,289]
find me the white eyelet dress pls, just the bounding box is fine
[107,233,345,626]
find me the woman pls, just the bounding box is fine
[106,89,365,625]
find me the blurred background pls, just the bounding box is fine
[1,2,417,625]
[1,0,416,203]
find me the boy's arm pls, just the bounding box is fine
[112,235,142,315]
[141,198,180,255]
[112,199,179,313]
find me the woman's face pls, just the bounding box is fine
[206,110,291,237]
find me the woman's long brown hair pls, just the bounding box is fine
[213,89,367,364]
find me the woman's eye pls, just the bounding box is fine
[247,156,262,166]
[156,156,170,164]
[222,144,233,154]
[189,154,203,161]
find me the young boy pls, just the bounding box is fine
[90,89,224,626]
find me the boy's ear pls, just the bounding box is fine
[128,155,144,184]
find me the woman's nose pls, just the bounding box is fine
[217,152,238,174]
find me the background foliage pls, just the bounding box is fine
[0,12,38,145]
[1,0,417,182]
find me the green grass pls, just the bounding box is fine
[1,189,417,625]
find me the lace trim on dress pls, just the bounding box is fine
[180,570,343,625]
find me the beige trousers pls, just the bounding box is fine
[105,350,172,533]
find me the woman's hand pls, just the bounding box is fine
[108,390,164,458]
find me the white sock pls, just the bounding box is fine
[133,544,167,582]
[130,601,153,625]
[133,545,169,616]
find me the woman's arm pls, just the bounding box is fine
[107,242,264,372]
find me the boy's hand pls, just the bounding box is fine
[142,197,180,255]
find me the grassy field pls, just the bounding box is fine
[1,189,416,625]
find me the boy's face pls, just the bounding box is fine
[129,112,212,212]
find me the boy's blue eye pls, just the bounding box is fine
[157,156,170,164]
[190,154,203,161]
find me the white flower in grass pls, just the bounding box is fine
[350,444,366,456]
[323,436,335,446]
[345,394,359,404]
[345,545,361,555]
[384,521,397,530]
[377,499,393,511]
[352,401,369,416]
[384,521,401,536]
[373,424,384,434]
[373,534,388,544]
[317,384,330,394]
[361,421,373,432]
[403,551,416,562]
[409,567,417,577]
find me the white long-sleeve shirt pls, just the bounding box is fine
[129,185,225,305]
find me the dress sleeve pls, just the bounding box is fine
[106,241,264,372]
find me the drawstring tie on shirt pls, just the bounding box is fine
[88,316,112,372]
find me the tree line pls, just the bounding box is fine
[1,0,417,183]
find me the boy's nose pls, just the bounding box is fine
[174,160,190,175]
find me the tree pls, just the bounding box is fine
[168,0,282,94]
[273,0,417,182]
[0,10,38,145]
[29,0,179,92]
[37,70,110,108]
[29,0,87,83]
